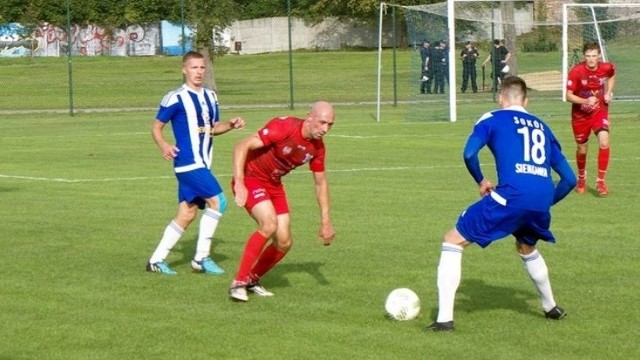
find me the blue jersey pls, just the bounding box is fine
[156,85,220,173]
[465,105,567,212]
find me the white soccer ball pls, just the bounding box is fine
[384,288,421,321]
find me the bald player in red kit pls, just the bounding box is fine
[229,101,336,302]
[566,41,616,196]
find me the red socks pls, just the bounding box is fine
[251,244,287,279]
[597,147,610,181]
[576,151,587,178]
[235,231,268,282]
[234,232,288,282]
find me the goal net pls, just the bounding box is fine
[376,1,640,122]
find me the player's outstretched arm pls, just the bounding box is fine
[213,117,246,135]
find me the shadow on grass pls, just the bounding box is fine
[170,236,230,268]
[259,261,329,290]
[428,278,541,320]
[167,238,327,289]
[0,185,20,192]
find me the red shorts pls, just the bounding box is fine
[232,177,289,215]
[571,109,610,144]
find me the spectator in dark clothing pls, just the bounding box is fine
[441,40,450,86]
[433,41,446,94]
[419,40,433,94]
[460,41,479,93]
[482,39,511,92]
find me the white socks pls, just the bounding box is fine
[149,220,184,264]
[194,208,222,261]
[436,243,464,323]
[435,244,558,322]
[149,208,222,264]
[520,250,556,312]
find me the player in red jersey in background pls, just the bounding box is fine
[228,101,336,302]
[566,41,616,196]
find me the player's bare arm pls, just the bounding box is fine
[605,74,616,103]
[232,134,265,206]
[566,90,597,106]
[503,52,511,64]
[212,117,246,135]
[152,120,179,160]
[313,171,335,245]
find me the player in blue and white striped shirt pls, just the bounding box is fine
[147,51,245,275]
[426,76,577,332]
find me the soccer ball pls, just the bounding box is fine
[384,288,421,321]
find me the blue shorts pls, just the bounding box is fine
[455,194,555,248]
[175,168,223,210]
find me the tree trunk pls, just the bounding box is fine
[199,46,217,91]
[502,2,517,76]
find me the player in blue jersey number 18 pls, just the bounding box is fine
[425,76,577,332]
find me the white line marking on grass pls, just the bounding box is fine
[0,165,464,183]
[329,165,462,172]
[0,174,173,183]
[2,157,638,183]
[330,134,458,139]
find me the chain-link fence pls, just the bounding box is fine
[0,4,404,115]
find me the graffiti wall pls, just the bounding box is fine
[0,22,160,57]
[2,18,385,58]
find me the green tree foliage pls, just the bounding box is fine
[0,0,238,88]
[229,0,441,24]
[0,0,175,34]
[233,0,287,20]
[0,0,67,35]
[180,0,238,88]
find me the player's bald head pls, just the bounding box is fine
[304,101,335,140]
[309,101,335,122]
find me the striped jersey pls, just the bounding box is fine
[156,84,220,173]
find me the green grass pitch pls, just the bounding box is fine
[1,52,640,358]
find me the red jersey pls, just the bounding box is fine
[245,116,326,184]
[566,61,615,121]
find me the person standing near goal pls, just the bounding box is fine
[425,76,576,332]
[566,41,616,196]
[482,39,511,92]
[147,51,246,275]
[419,40,433,94]
[460,41,479,93]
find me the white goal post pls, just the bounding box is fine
[376,1,640,123]
[376,1,460,123]
[377,0,517,123]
